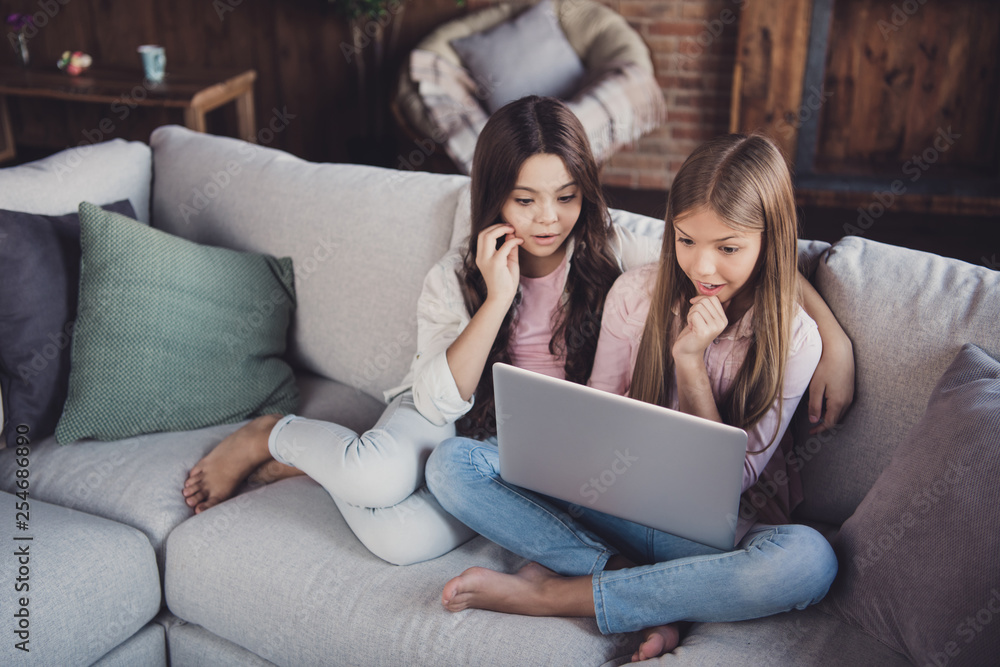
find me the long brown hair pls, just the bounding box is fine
[629,133,799,450]
[458,96,620,438]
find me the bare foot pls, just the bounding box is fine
[631,624,681,662]
[441,562,592,617]
[247,459,306,487]
[183,414,282,513]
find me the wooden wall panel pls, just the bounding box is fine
[730,0,813,162]
[819,0,1000,173]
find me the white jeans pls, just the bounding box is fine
[268,391,475,565]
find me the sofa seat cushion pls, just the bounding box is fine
[91,623,166,667]
[149,125,469,402]
[167,623,276,667]
[0,423,242,575]
[165,476,645,666]
[649,606,910,666]
[0,492,161,666]
[799,236,1000,524]
[0,373,382,574]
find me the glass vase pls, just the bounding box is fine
[12,31,29,67]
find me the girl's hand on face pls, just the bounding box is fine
[476,223,523,307]
[672,295,728,363]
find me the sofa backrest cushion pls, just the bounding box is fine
[0,139,151,222]
[795,236,1000,525]
[149,126,469,401]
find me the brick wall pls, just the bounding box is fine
[466,0,739,191]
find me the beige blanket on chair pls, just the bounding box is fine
[410,48,665,175]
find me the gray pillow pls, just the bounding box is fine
[450,0,586,113]
[821,343,1000,666]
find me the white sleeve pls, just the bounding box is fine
[398,252,475,426]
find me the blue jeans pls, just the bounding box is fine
[426,437,838,635]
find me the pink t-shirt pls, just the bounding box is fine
[509,253,569,379]
[589,264,822,536]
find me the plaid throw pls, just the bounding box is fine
[410,49,666,175]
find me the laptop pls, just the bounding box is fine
[493,363,748,550]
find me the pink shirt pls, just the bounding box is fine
[509,253,569,380]
[589,265,822,535]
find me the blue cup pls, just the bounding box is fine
[138,45,166,83]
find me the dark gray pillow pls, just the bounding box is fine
[822,343,1000,666]
[0,200,137,447]
[450,0,586,113]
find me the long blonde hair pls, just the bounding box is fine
[629,134,799,450]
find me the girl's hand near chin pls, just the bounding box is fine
[476,223,523,307]
[672,295,728,363]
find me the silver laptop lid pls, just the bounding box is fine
[494,363,748,550]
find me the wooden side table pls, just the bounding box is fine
[0,66,257,163]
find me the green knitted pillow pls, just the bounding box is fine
[55,202,299,443]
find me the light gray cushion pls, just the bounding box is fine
[149,125,468,401]
[644,606,909,666]
[168,623,276,667]
[165,476,644,666]
[821,344,1000,666]
[797,236,1000,524]
[91,623,166,667]
[0,424,240,574]
[0,138,151,223]
[0,492,161,666]
[450,0,586,113]
[295,371,385,429]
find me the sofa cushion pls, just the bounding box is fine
[167,623,274,667]
[0,373,380,573]
[0,200,136,447]
[149,125,468,402]
[0,491,161,666]
[91,623,166,667]
[821,343,1000,666]
[0,138,151,223]
[655,606,910,666]
[0,425,240,574]
[798,236,1000,524]
[165,476,645,666]
[55,202,298,443]
[450,0,586,113]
